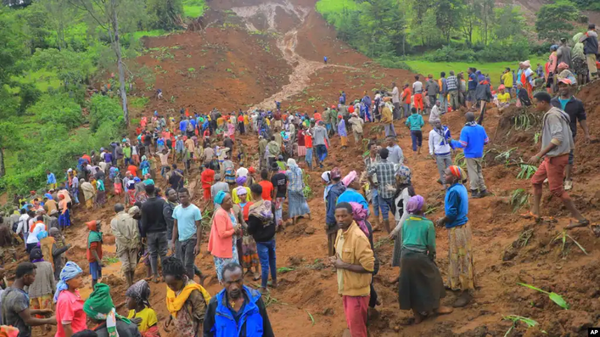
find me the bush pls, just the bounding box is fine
[375,57,414,72]
[424,45,477,62]
[88,94,124,132]
[29,93,82,129]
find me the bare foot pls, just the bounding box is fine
[435,306,453,315]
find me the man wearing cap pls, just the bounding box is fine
[550,79,591,191]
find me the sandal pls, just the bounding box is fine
[565,219,590,229]
[520,212,541,221]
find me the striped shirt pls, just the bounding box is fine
[368,159,396,199]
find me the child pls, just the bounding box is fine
[405,107,425,156]
[337,115,348,149]
[200,163,215,201]
[86,220,103,287]
[126,280,160,337]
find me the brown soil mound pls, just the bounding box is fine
[39,0,600,336]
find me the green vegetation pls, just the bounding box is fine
[315,0,590,67]
[0,0,205,193]
[183,0,207,18]
[518,283,569,309]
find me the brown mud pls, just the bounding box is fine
[11,0,600,336]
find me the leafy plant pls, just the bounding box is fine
[188,67,195,73]
[502,315,539,337]
[509,189,529,212]
[518,283,569,309]
[453,152,467,169]
[495,147,517,166]
[517,164,537,180]
[552,230,588,257]
[306,310,315,326]
[277,267,295,274]
[303,172,313,199]
[534,132,541,144]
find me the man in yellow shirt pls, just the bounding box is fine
[495,85,511,111]
[330,202,374,337]
[501,67,514,96]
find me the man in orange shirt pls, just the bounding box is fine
[313,110,322,122]
[401,84,412,118]
[201,163,215,201]
[258,169,274,201]
[304,125,313,170]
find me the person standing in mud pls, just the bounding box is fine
[172,188,204,283]
[330,202,374,337]
[436,166,475,307]
[550,79,591,191]
[313,121,330,169]
[141,184,169,283]
[523,92,589,229]
[325,168,345,256]
[110,204,140,287]
[450,112,490,199]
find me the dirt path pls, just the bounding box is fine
[231,1,357,110]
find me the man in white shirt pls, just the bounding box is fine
[26,215,46,253]
[391,82,400,120]
[428,120,453,185]
[429,101,442,125]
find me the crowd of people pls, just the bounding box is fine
[0,23,597,337]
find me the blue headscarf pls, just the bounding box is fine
[214,190,227,205]
[54,261,83,302]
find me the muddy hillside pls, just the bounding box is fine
[10,0,600,336]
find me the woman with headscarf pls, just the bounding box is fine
[231,176,252,204]
[546,45,558,93]
[398,195,453,323]
[140,156,150,177]
[95,177,106,208]
[337,171,369,212]
[520,60,534,98]
[86,221,103,287]
[80,179,95,209]
[58,194,71,231]
[285,159,311,225]
[235,186,260,281]
[134,178,147,204]
[27,248,55,336]
[207,191,240,282]
[321,171,333,202]
[126,280,159,337]
[54,262,86,337]
[390,165,416,269]
[556,62,577,85]
[437,166,475,307]
[572,33,589,85]
[84,283,141,336]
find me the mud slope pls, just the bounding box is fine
[40,0,600,336]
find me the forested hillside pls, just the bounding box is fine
[315,0,596,64]
[0,0,206,193]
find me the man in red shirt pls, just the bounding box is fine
[86,220,103,287]
[305,126,314,170]
[273,110,282,131]
[258,169,274,201]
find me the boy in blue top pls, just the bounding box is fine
[405,108,425,156]
[436,166,474,308]
[451,112,490,198]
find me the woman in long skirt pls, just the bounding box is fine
[390,164,415,268]
[398,195,453,323]
[235,187,260,281]
[58,194,71,231]
[285,159,310,225]
[95,179,106,208]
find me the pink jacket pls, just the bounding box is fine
[207,208,235,258]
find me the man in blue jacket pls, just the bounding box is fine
[451,112,490,198]
[203,262,274,337]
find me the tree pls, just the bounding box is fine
[68,0,144,126]
[535,2,579,40]
[146,0,184,30]
[494,5,525,40]
[436,0,463,43]
[460,0,479,46]
[409,0,434,46]
[478,0,494,45]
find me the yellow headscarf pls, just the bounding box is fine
[166,281,212,318]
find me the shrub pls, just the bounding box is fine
[29,93,82,129]
[88,94,124,132]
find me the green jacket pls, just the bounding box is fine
[405,114,424,131]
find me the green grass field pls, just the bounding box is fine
[183,0,207,18]
[405,57,546,87]
[315,0,358,13]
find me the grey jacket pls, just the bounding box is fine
[425,79,439,96]
[542,107,574,157]
[312,125,329,146]
[28,261,55,298]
